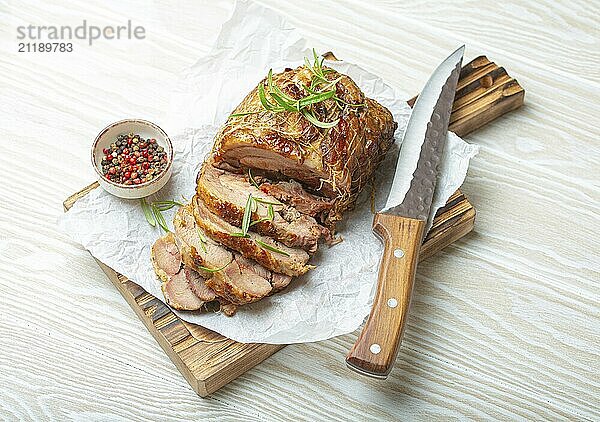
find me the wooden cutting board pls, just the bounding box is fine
[63,55,523,397]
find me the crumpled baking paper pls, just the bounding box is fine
[59,1,478,344]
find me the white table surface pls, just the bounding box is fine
[1,0,598,420]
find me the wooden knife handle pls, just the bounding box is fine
[346,212,425,378]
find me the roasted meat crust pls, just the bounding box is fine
[211,65,397,227]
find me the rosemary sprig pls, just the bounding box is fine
[141,198,185,232]
[252,49,365,129]
[255,239,291,257]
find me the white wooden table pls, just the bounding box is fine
[1,0,598,420]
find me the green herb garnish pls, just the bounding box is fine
[253,197,282,206]
[248,168,260,189]
[241,194,253,236]
[141,198,156,227]
[152,205,169,233]
[250,204,275,227]
[152,200,184,211]
[197,262,230,273]
[255,239,291,257]
[301,108,339,129]
[142,198,185,232]
[196,227,208,253]
[228,49,364,129]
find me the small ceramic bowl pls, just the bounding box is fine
[92,119,173,199]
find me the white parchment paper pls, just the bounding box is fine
[59,1,478,344]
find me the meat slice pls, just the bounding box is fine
[259,179,335,224]
[211,65,396,226]
[193,195,311,277]
[185,267,217,302]
[162,271,207,311]
[197,165,330,253]
[173,204,232,276]
[151,233,214,311]
[150,232,181,281]
[174,205,288,305]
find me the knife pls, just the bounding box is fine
[346,46,464,379]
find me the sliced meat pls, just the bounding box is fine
[212,65,397,225]
[193,195,311,277]
[233,253,292,293]
[197,165,331,253]
[271,273,293,292]
[210,253,277,305]
[174,205,284,305]
[173,204,232,276]
[162,270,207,311]
[185,267,217,302]
[259,179,334,221]
[152,233,214,311]
[151,232,181,281]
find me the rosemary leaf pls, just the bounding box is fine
[248,168,260,188]
[267,204,274,221]
[301,109,340,129]
[256,239,291,257]
[197,261,230,273]
[152,205,170,233]
[141,198,156,227]
[258,83,275,110]
[196,227,208,253]
[230,232,250,238]
[298,90,335,108]
[320,76,344,91]
[270,91,298,112]
[249,204,275,227]
[304,56,313,72]
[302,82,319,95]
[151,200,183,211]
[241,193,253,236]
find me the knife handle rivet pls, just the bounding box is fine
[394,248,404,258]
[387,298,398,308]
[370,343,381,354]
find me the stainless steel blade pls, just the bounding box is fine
[382,46,464,225]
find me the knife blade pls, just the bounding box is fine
[346,46,464,379]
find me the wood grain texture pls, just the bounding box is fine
[347,215,425,378]
[1,0,598,419]
[408,56,525,137]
